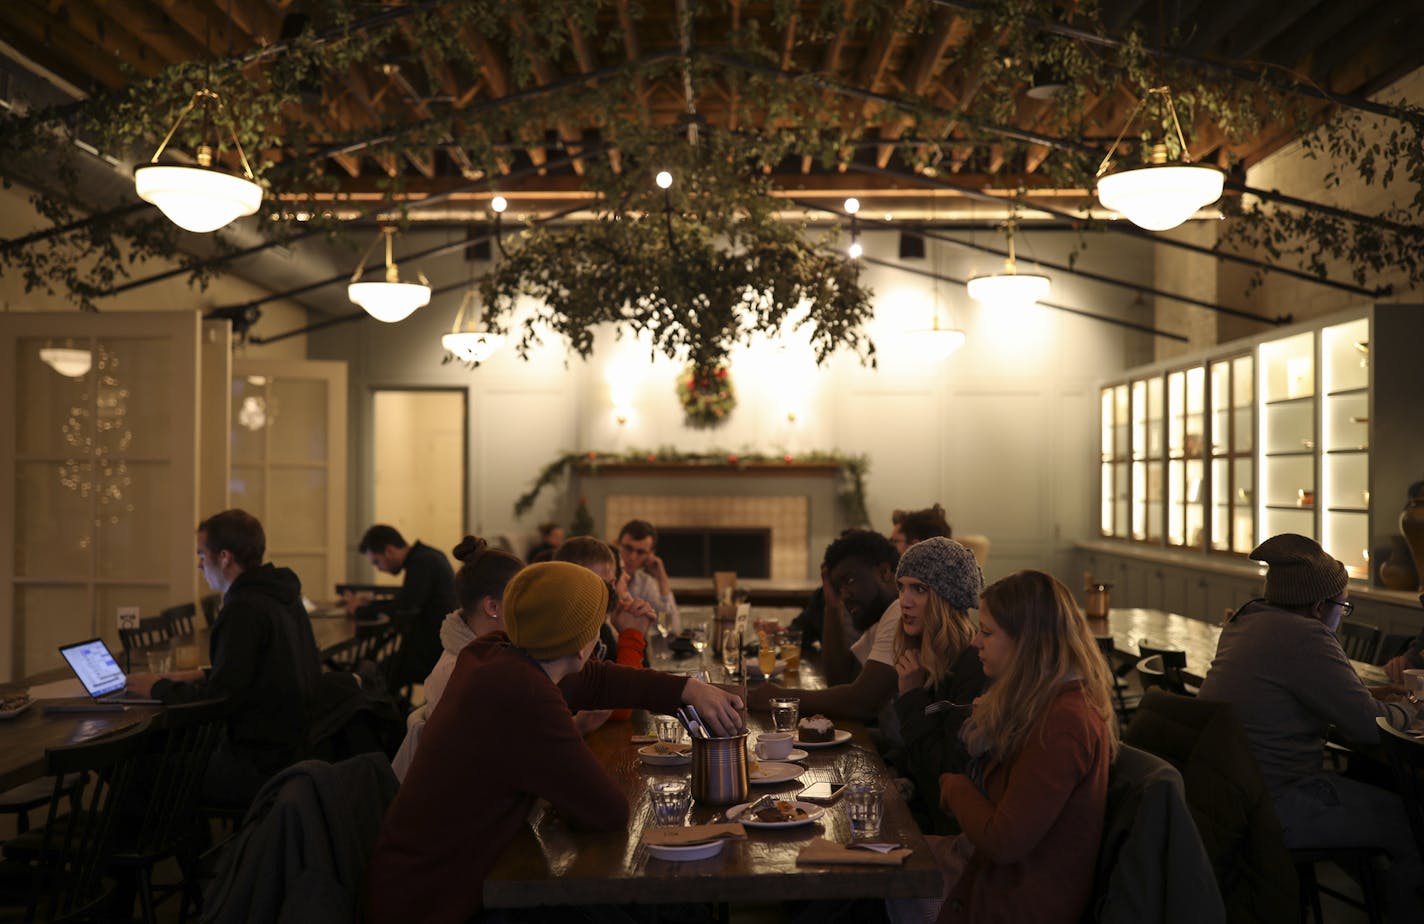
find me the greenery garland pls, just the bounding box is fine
[676,364,736,428]
[514,448,871,529]
[3,0,1423,316]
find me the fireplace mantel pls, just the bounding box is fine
[575,461,839,477]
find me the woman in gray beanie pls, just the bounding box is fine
[890,537,988,836]
[1198,533,1422,923]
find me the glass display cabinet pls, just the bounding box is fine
[1167,365,1205,549]
[1099,303,1424,589]
[1208,353,1255,555]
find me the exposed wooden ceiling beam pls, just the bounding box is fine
[0,3,129,88]
[877,9,971,168]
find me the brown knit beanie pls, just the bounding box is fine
[1250,533,1347,606]
[502,561,609,660]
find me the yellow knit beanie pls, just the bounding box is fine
[502,561,609,660]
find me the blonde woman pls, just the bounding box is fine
[890,538,987,835]
[939,569,1119,924]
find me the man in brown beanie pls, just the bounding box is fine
[1199,534,1422,923]
[368,562,744,924]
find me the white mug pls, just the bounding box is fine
[756,732,794,760]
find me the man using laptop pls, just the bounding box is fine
[126,509,322,805]
[346,524,456,689]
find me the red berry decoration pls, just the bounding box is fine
[726,453,738,463]
[676,362,736,429]
[783,453,793,463]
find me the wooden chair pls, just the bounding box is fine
[1137,642,1195,696]
[1373,632,1414,666]
[162,602,198,639]
[1096,635,1139,723]
[108,699,229,924]
[0,723,150,922]
[118,616,176,671]
[199,594,221,628]
[1336,621,1380,663]
[1292,846,1385,924]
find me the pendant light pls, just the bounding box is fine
[39,345,93,378]
[966,219,1050,309]
[348,228,431,323]
[442,288,505,364]
[1095,87,1224,232]
[133,89,263,233]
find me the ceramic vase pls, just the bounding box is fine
[1379,536,1419,591]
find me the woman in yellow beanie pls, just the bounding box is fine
[368,561,743,924]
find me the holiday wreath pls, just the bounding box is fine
[676,364,735,428]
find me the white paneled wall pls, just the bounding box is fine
[313,228,1156,583]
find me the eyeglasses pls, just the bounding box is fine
[591,638,608,661]
[603,580,620,614]
[1330,598,1355,618]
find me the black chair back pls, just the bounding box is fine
[1376,716,1424,859]
[200,594,221,628]
[1336,621,1380,663]
[118,616,176,669]
[29,723,150,921]
[1137,641,1193,695]
[162,602,198,639]
[128,699,229,857]
[1374,632,1414,666]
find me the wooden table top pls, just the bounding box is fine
[483,644,942,907]
[1090,606,1388,686]
[0,611,375,792]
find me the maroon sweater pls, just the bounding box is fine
[939,682,1112,924]
[367,632,687,924]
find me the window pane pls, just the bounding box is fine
[267,468,328,549]
[17,585,90,676]
[15,461,93,578]
[100,338,172,456]
[269,378,328,463]
[97,462,172,579]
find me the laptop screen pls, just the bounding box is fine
[58,638,127,699]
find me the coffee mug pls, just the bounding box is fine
[756,732,794,760]
[1403,668,1424,694]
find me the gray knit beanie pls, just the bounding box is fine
[896,537,983,611]
[1250,533,1347,606]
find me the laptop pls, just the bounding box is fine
[58,638,163,704]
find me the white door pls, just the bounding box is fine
[230,359,348,605]
[0,311,201,681]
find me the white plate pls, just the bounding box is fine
[756,747,809,763]
[796,729,852,749]
[727,799,825,828]
[0,697,34,720]
[638,744,692,766]
[646,838,727,862]
[748,761,803,786]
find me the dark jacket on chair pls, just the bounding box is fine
[1123,689,1299,924]
[201,754,399,924]
[1088,744,1225,924]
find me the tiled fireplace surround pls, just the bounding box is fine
[576,466,843,581]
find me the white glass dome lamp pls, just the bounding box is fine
[965,221,1050,309]
[441,287,505,364]
[39,345,93,378]
[1094,87,1225,232]
[133,89,263,233]
[348,228,432,323]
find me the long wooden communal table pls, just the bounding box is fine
[482,646,944,909]
[0,610,379,792]
[1091,606,1389,686]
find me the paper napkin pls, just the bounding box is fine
[643,823,747,847]
[796,837,912,866]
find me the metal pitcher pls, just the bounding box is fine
[690,731,749,806]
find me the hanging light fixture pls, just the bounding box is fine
[39,345,93,378]
[845,197,862,259]
[348,227,431,323]
[1095,86,1224,232]
[133,89,263,233]
[966,219,1050,309]
[441,288,505,364]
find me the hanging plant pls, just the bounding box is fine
[676,363,736,428]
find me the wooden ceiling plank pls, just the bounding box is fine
[820,0,856,74]
[1216,0,1323,61]
[197,0,282,47]
[615,0,651,122]
[1310,0,1420,86]
[508,10,584,175]
[856,0,912,91]
[1258,0,1373,71]
[106,0,210,65]
[1182,0,1267,56]
[779,12,797,69]
[0,3,129,88]
[46,0,167,78]
[903,9,971,96]
[565,14,598,74]
[405,149,436,179]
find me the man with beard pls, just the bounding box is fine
[751,529,902,719]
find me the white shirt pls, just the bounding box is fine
[851,600,902,666]
[627,569,680,633]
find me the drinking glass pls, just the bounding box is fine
[769,697,800,734]
[844,778,885,839]
[778,628,803,671]
[756,642,777,677]
[720,629,741,678]
[648,778,692,826]
[146,650,172,673]
[654,714,685,746]
[690,622,709,663]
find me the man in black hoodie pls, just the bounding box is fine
[127,508,323,805]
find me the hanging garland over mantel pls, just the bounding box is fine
[514,448,871,528]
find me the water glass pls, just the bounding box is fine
[770,697,800,734]
[720,629,741,677]
[844,778,885,839]
[690,622,709,659]
[654,714,685,746]
[778,628,803,671]
[146,650,172,673]
[649,778,692,826]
